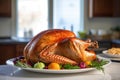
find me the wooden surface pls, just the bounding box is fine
[89,0,120,17]
[0,43,27,64]
[0,0,11,17]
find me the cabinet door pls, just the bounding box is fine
[112,43,120,47]
[16,44,27,57]
[89,0,120,17]
[0,0,11,17]
[113,0,120,17]
[0,45,16,64]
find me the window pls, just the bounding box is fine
[17,0,48,38]
[17,0,84,38]
[53,0,84,35]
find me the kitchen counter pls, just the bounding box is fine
[112,39,120,44]
[112,40,120,44]
[92,39,120,48]
[0,38,30,44]
[0,37,119,45]
[111,39,120,47]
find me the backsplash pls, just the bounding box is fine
[0,18,12,37]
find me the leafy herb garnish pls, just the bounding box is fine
[63,64,80,69]
[15,61,32,68]
[90,59,109,73]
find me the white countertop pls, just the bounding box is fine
[0,62,120,80]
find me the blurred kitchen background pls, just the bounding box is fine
[0,0,120,64]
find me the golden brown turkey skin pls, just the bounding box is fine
[24,29,97,64]
[54,38,96,63]
[24,29,76,64]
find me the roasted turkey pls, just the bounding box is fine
[24,29,98,65]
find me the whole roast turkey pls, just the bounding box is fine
[24,29,98,65]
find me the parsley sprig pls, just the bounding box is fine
[63,64,80,69]
[90,59,109,73]
[15,61,32,68]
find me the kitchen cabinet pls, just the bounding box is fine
[89,0,120,18]
[0,0,11,17]
[0,44,16,64]
[112,43,120,47]
[16,44,27,57]
[0,43,27,64]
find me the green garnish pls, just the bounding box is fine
[15,61,32,68]
[90,59,109,73]
[14,57,109,73]
[63,64,80,69]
